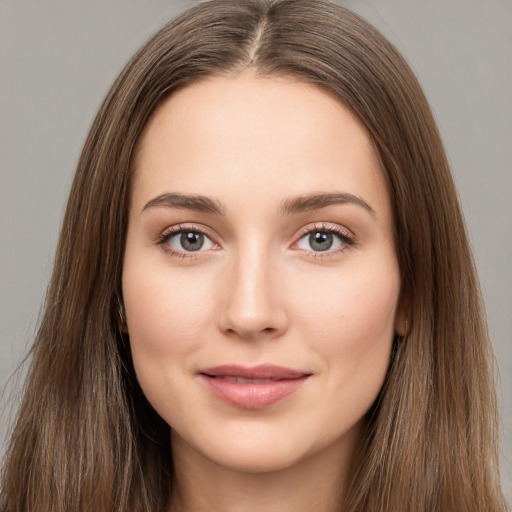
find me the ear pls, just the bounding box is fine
[120,318,129,334]
[394,291,409,337]
[119,308,129,334]
[116,294,129,334]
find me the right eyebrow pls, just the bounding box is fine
[142,192,225,215]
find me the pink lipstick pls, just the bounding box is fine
[198,364,311,409]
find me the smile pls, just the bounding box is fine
[198,364,312,409]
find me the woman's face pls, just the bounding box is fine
[123,73,403,473]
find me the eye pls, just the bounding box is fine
[294,225,354,254]
[169,231,214,252]
[158,226,217,255]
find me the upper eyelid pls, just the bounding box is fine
[157,223,216,241]
[294,222,355,241]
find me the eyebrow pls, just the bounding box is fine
[142,192,225,215]
[279,192,375,216]
[141,191,375,217]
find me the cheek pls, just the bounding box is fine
[123,263,212,351]
[121,261,218,412]
[297,262,399,335]
[295,265,399,434]
[292,259,400,386]
[122,262,218,423]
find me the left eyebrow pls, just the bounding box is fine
[279,192,376,216]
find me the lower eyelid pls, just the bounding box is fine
[162,247,200,260]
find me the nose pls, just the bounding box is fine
[217,246,288,340]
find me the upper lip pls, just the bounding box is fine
[199,364,310,380]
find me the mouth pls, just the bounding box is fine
[198,364,312,409]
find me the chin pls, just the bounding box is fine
[172,416,362,476]
[204,439,308,474]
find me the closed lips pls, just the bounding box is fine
[199,365,312,409]
[218,377,286,384]
[199,364,310,380]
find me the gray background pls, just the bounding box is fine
[1,0,510,501]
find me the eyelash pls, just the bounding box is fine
[294,223,355,259]
[155,224,215,260]
[155,222,355,260]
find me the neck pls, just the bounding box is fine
[168,427,361,512]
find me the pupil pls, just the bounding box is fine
[310,231,333,251]
[181,232,204,251]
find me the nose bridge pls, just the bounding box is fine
[218,237,286,339]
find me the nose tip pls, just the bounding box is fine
[217,265,288,341]
[219,291,287,340]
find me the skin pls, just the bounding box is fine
[123,72,404,512]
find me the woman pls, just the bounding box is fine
[1,0,508,511]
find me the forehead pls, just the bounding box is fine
[130,73,389,219]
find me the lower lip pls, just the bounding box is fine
[199,375,310,409]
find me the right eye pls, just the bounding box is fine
[157,225,218,258]
[166,231,215,252]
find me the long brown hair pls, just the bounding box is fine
[1,1,507,511]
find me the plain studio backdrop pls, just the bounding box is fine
[0,0,511,501]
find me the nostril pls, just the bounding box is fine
[222,324,283,341]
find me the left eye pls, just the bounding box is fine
[295,230,347,252]
[166,231,216,252]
